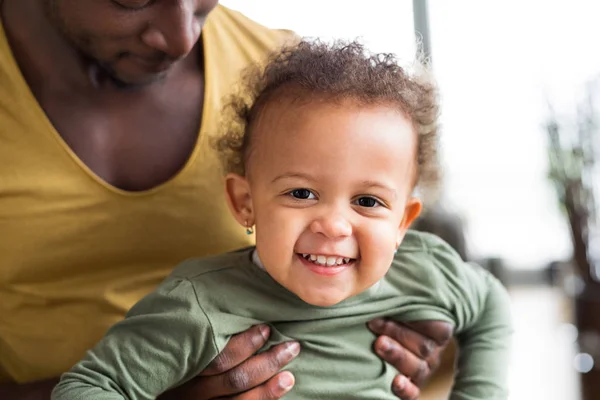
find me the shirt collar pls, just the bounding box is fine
[252,249,265,270]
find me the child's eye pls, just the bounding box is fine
[354,196,382,208]
[289,189,316,200]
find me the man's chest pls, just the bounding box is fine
[38,76,205,191]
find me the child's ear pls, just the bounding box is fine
[224,173,254,227]
[396,198,422,246]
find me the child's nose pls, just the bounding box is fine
[310,213,353,238]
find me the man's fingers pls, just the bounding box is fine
[368,319,440,360]
[201,325,271,376]
[374,335,430,386]
[402,320,453,346]
[199,341,300,399]
[223,372,295,400]
[391,374,420,400]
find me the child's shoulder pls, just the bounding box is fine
[393,230,492,297]
[396,229,467,271]
[397,229,456,253]
[391,230,498,332]
[170,247,255,281]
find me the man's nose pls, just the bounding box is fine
[141,5,202,59]
[309,212,353,239]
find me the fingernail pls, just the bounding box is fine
[378,336,392,353]
[368,318,384,330]
[393,375,407,392]
[259,325,270,340]
[278,371,295,390]
[287,341,301,357]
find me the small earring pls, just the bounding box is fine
[245,220,254,235]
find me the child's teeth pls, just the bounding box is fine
[301,254,353,266]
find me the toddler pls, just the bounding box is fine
[53,39,512,400]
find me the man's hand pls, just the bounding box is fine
[368,319,453,400]
[0,325,296,400]
[160,325,299,400]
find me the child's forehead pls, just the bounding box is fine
[253,94,410,132]
[246,98,418,188]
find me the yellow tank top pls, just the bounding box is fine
[0,6,293,383]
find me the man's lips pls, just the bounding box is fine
[129,55,173,72]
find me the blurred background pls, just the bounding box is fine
[220,1,600,399]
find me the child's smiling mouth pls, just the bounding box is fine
[299,253,354,266]
[296,253,357,277]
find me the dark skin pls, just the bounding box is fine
[0,0,453,398]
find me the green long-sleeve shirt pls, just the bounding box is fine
[52,231,512,400]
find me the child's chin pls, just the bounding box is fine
[298,293,348,308]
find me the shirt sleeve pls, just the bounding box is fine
[420,234,513,400]
[52,278,219,400]
[450,271,513,400]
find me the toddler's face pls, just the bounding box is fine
[226,99,421,307]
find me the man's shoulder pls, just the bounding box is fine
[200,5,298,129]
[205,5,297,60]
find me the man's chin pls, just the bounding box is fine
[94,62,169,89]
[108,70,168,89]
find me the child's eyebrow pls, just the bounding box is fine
[359,181,397,200]
[271,172,314,184]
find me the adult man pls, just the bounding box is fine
[0,1,452,398]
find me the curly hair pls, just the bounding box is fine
[215,39,441,196]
